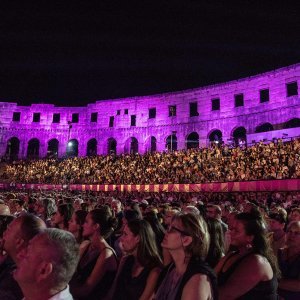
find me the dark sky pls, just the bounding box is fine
[0,1,299,106]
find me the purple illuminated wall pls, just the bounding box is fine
[0,63,299,159]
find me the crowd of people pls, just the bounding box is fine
[1,138,300,184]
[0,189,299,299]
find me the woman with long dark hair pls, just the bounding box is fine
[215,211,279,299]
[111,219,162,300]
[52,203,73,230]
[70,207,118,299]
[68,209,88,244]
[206,217,225,268]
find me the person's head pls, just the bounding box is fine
[206,205,222,220]
[230,211,280,275]
[14,199,25,212]
[286,221,300,249]
[122,209,141,227]
[162,212,210,259]
[0,215,15,240]
[111,199,122,214]
[163,208,179,226]
[0,203,11,216]
[3,214,46,262]
[68,210,88,242]
[289,208,300,223]
[14,228,79,294]
[36,198,57,220]
[83,208,117,240]
[268,212,286,232]
[53,203,74,230]
[230,211,266,250]
[121,219,162,268]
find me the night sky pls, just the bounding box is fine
[0,1,299,106]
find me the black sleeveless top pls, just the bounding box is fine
[156,256,218,300]
[113,255,152,300]
[218,251,278,300]
[71,244,117,300]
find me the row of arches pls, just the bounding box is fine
[255,118,300,133]
[4,117,300,160]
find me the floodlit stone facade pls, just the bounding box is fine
[0,63,299,159]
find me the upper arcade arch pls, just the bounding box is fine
[255,123,274,133]
[284,118,300,129]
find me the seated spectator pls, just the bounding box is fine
[144,210,165,257]
[14,228,79,300]
[206,217,225,268]
[268,212,286,255]
[155,212,217,300]
[215,211,279,300]
[288,207,300,223]
[68,210,88,244]
[111,219,162,300]
[1,214,46,300]
[278,221,300,300]
[53,203,74,230]
[206,205,228,236]
[70,208,118,299]
[35,197,57,227]
[13,199,27,217]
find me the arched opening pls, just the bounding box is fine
[47,139,59,158]
[150,136,157,153]
[166,133,177,151]
[208,129,223,146]
[87,138,97,156]
[27,138,40,159]
[66,139,79,157]
[145,136,157,153]
[107,138,117,154]
[124,137,139,154]
[232,126,247,147]
[255,123,274,133]
[186,132,199,149]
[284,118,300,129]
[6,137,20,161]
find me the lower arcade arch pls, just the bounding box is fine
[124,137,138,154]
[27,138,40,159]
[6,137,20,161]
[47,139,59,158]
[66,139,79,157]
[166,133,177,151]
[107,138,117,154]
[208,129,223,145]
[232,126,247,146]
[87,138,97,156]
[186,132,199,149]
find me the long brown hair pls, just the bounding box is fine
[127,219,162,269]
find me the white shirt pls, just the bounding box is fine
[23,285,73,300]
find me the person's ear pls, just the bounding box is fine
[37,262,53,282]
[15,237,25,252]
[181,235,192,247]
